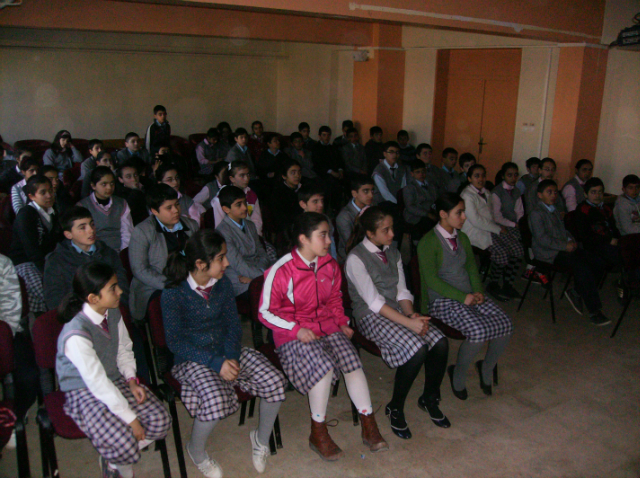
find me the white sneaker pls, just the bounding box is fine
[187,445,223,478]
[4,430,16,450]
[249,429,269,474]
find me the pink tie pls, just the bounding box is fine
[376,250,388,264]
[447,238,458,252]
[100,318,109,333]
[196,286,214,301]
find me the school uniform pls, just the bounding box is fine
[128,215,199,321]
[340,142,367,175]
[372,160,408,205]
[561,175,587,212]
[195,138,217,176]
[226,144,257,178]
[259,249,362,394]
[460,184,523,266]
[491,181,524,228]
[248,135,266,166]
[193,179,223,211]
[440,165,461,193]
[57,303,171,465]
[258,149,289,184]
[332,135,348,149]
[364,140,384,175]
[9,202,63,313]
[524,178,567,214]
[115,148,152,168]
[418,227,513,342]
[302,137,316,151]
[613,194,640,236]
[43,239,130,310]
[269,181,303,231]
[346,239,444,368]
[80,157,97,198]
[10,178,27,214]
[145,120,171,157]
[78,193,134,252]
[176,191,205,224]
[516,173,538,195]
[162,276,286,422]
[216,215,271,296]
[575,200,622,271]
[312,141,346,212]
[402,177,438,236]
[336,200,361,263]
[114,185,149,226]
[43,146,83,173]
[211,186,263,235]
[285,147,316,180]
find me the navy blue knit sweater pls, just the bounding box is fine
[161,276,242,373]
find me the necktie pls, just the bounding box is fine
[309,262,316,273]
[478,191,487,201]
[100,317,109,333]
[447,238,458,252]
[375,250,388,264]
[390,167,397,179]
[196,286,214,301]
[422,183,429,191]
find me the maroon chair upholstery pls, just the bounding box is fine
[70,139,89,159]
[183,180,203,199]
[0,320,14,381]
[188,133,207,147]
[119,248,133,284]
[68,179,83,201]
[13,139,50,151]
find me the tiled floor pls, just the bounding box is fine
[2,277,639,478]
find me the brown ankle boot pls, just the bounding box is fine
[360,412,389,452]
[309,420,344,461]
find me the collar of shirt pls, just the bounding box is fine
[229,217,245,231]
[625,194,640,204]
[436,224,458,240]
[470,184,486,195]
[442,165,454,174]
[71,241,97,255]
[30,201,55,220]
[502,181,515,190]
[82,302,107,326]
[17,178,26,187]
[295,248,316,268]
[283,181,301,192]
[15,165,20,173]
[268,149,280,156]
[127,148,138,155]
[586,200,604,208]
[363,236,389,253]
[383,160,397,171]
[575,175,585,185]
[155,217,184,233]
[238,145,248,153]
[187,273,218,292]
[91,192,112,211]
[416,179,428,187]
[542,203,556,213]
[351,199,362,213]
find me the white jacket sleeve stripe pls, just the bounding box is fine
[259,253,297,330]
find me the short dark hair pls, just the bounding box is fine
[467,163,486,178]
[155,162,179,183]
[442,147,458,157]
[251,121,263,129]
[88,139,103,150]
[206,127,219,139]
[351,174,374,192]
[382,141,399,152]
[217,122,231,132]
[154,105,167,114]
[409,160,426,172]
[369,126,382,136]
[415,143,432,156]
[500,161,519,174]
[537,179,557,194]
[61,206,93,232]
[147,183,179,211]
[583,177,604,194]
[96,150,113,166]
[540,157,556,169]
[575,159,593,170]
[459,152,476,168]
[341,120,354,129]
[622,174,640,188]
[265,134,279,145]
[289,132,303,142]
[19,157,39,172]
[526,157,541,169]
[39,165,57,176]
[90,166,116,185]
[397,130,409,139]
[234,127,248,138]
[318,126,331,136]
[298,122,310,131]
[25,174,51,197]
[298,182,325,203]
[124,132,139,142]
[218,185,246,209]
[117,160,139,178]
[280,158,301,177]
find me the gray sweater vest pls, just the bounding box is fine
[562,177,586,205]
[56,309,122,391]
[78,196,126,252]
[348,242,401,320]
[429,230,473,303]
[373,162,408,204]
[178,194,194,217]
[492,184,520,223]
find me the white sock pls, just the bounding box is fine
[307,371,333,422]
[343,369,373,415]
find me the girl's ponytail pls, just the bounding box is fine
[164,251,189,288]
[346,206,388,255]
[57,262,116,323]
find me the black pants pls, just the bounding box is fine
[554,249,606,313]
[13,331,40,419]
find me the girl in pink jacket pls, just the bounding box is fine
[259,212,387,461]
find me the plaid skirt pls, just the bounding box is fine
[429,298,513,343]
[63,378,171,466]
[265,241,278,263]
[14,262,46,314]
[357,312,445,369]
[489,227,524,266]
[276,332,362,395]
[171,347,287,422]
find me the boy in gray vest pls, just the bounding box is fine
[440,147,461,193]
[372,141,408,206]
[402,160,438,239]
[336,175,375,262]
[516,157,540,195]
[491,162,524,229]
[561,159,593,212]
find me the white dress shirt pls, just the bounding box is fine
[373,160,406,204]
[64,303,137,424]
[187,272,219,297]
[345,237,413,314]
[436,224,459,250]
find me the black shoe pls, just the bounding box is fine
[417,396,451,428]
[385,405,412,439]
[475,361,492,396]
[500,283,522,299]
[486,282,509,302]
[447,365,467,400]
[589,311,612,327]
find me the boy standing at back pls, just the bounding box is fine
[145,105,171,157]
[285,132,317,181]
[397,130,415,165]
[333,120,354,149]
[336,175,374,262]
[195,127,220,177]
[402,160,438,239]
[458,153,476,192]
[364,126,384,175]
[298,122,316,151]
[340,127,367,177]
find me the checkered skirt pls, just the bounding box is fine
[489,227,524,266]
[265,241,278,263]
[63,378,171,466]
[357,312,445,368]
[14,262,47,314]
[171,347,287,422]
[428,298,513,343]
[276,332,363,395]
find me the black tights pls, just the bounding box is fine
[388,338,449,412]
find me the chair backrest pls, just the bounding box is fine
[0,227,12,256]
[188,133,207,146]
[409,254,421,307]
[0,321,14,379]
[249,276,265,325]
[119,248,133,284]
[71,138,89,158]
[32,310,63,370]
[147,296,167,349]
[69,178,83,201]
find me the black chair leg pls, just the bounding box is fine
[517,269,535,312]
[274,415,283,449]
[239,401,247,426]
[248,397,256,419]
[38,422,50,478]
[15,418,30,478]
[543,271,556,300]
[493,363,499,386]
[268,431,277,456]
[167,397,188,478]
[351,400,359,426]
[559,273,572,301]
[142,324,158,389]
[331,379,340,397]
[156,438,172,478]
[610,297,633,338]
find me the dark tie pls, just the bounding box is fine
[100,317,109,333]
[375,250,388,265]
[422,183,429,191]
[309,262,316,273]
[196,286,214,301]
[390,167,397,179]
[447,238,458,252]
[478,191,487,201]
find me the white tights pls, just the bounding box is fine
[308,369,373,422]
